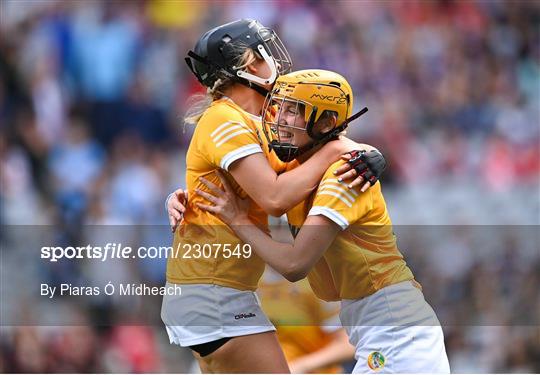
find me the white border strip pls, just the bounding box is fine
[308,206,349,230]
[220,144,263,170]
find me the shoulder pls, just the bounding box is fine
[198,100,247,128]
[320,160,382,198]
[195,100,258,147]
[317,161,364,207]
[310,160,380,228]
[324,160,347,177]
[193,99,263,169]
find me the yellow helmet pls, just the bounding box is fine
[262,69,367,162]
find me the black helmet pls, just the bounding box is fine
[185,19,292,96]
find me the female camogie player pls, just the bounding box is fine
[162,20,385,373]
[193,69,451,373]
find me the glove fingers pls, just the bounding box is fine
[346,149,386,187]
[361,170,377,186]
[348,151,368,176]
[353,162,368,176]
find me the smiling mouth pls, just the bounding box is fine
[278,130,293,141]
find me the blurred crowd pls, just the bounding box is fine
[0,0,538,373]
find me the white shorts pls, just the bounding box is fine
[161,283,275,347]
[340,281,450,373]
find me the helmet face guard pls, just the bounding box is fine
[262,77,369,162]
[236,26,292,86]
[261,92,318,162]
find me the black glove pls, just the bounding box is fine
[347,150,387,186]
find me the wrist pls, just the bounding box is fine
[231,214,251,226]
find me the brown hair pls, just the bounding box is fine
[312,110,339,137]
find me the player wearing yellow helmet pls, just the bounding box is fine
[162,20,386,373]
[195,69,450,373]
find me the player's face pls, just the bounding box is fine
[276,101,312,148]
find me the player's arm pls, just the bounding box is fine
[228,141,380,217]
[229,141,339,216]
[232,214,337,282]
[195,171,341,281]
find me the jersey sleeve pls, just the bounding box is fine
[308,162,374,230]
[197,104,263,171]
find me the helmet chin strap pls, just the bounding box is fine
[310,107,369,147]
[241,79,270,97]
[235,45,278,86]
[269,141,299,162]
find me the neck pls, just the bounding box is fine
[296,143,324,164]
[226,84,265,116]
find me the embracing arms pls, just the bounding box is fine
[167,148,386,230]
[228,142,351,217]
[195,172,341,282]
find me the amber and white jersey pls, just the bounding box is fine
[167,97,286,291]
[287,160,414,301]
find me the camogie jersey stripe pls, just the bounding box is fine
[318,182,357,203]
[210,121,239,138]
[215,129,254,147]
[211,122,253,144]
[319,179,358,196]
[317,190,354,207]
[213,124,252,144]
[308,206,349,230]
[220,143,263,170]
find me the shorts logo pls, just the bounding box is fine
[367,351,385,371]
[234,313,256,320]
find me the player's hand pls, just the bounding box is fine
[167,188,188,233]
[333,150,387,192]
[195,170,250,225]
